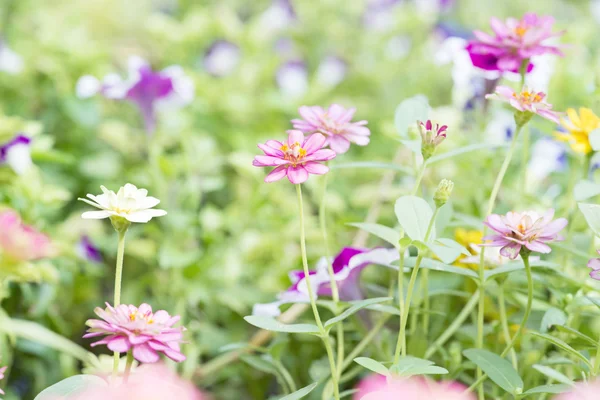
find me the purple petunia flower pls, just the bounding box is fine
[276,60,308,98]
[0,134,32,175]
[292,104,371,154]
[482,210,567,259]
[77,235,103,263]
[587,251,600,280]
[467,13,563,73]
[203,40,241,77]
[316,56,347,87]
[252,247,398,317]
[84,303,185,364]
[253,130,336,184]
[76,56,194,133]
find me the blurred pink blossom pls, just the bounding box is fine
[554,380,600,400]
[357,376,475,400]
[0,210,55,262]
[0,366,6,395]
[253,130,336,184]
[84,303,185,364]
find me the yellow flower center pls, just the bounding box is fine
[280,142,307,166]
[512,90,542,105]
[515,25,528,38]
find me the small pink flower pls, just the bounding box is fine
[486,86,561,123]
[419,120,448,146]
[291,104,370,154]
[587,251,600,280]
[359,377,475,400]
[467,13,563,73]
[74,364,207,400]
[253,130,336,184]
[0,366,6,395]
[84,303,185,364]
[0,210,55,262]
[554,379,600,400]
[482,209,567,259]
[353,374,387,400]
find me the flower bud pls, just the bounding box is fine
[434,179,454,208]
[418,120,448,160]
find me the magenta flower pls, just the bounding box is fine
[252,247,398,317]
[359,377,475,400]
[253,130,336,184]
[84,303,185,364]
[587,251,600,280]
[0,210,55,262]
[467,13,563,73]
[486,86,561,123]
[0,366,6,395]
[76,56,194,133]
[419,120,447,146]
[73,364,206,400]
[482,209,567,259]
[292,104,371,154]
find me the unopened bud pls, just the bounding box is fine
[418,120,448,160]
[434,179,454,208]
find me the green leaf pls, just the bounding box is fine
[354,357,390,376]
[522,384,571,397]
[426,238,470,264]
[347,223,401,249]
[554,325,598,347]
[34,375,107,400]
[240,354,278,375]
[540,308,567,333]
[394,95,430,137]
[389,356,449,377]
[532,364,575,386]
[589,128,600,151]
[403,257,479,280]
[278,383,319,400]
[244,316,320,334]
[578,202,600,237]
[365,303,401,316]
[574,180,600,201]
[483,260,558,281]
[463,349,523,394]
[395,196,435,242]
[427,143,508,165]
[331,162,413,174]
[529,332,593,369]
[435,202,454,236]
[0,319,96,365]
[325,297,392,328]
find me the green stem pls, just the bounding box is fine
[319,174,344,379]
[411,162,427,196]
[123,350,134,383]
[520,127,529,197]
[393,250,406,364]
[424,289,480,359]
[397,207,439,358]
[498,282,518,369]
[475,124,522,399]
[296,184,339,400]
[468,253,534,393]
[422,268,430,335]
[594,331,600,376]
[112,229,127,381]
[342,315,391,371]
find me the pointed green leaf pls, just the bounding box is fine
[244,316,320,334]
[522,384,571,397]
[579,202,600,237]
[540,308,567,333]
[463,349,523,394]
[325,297,392,328]
[390,356,448,377]
[427,238,470,264]
[278,382,319,400]
[532,365,575,386]
[347,223,401,249]
[529,332,593,369]
[354,357,390,376]
[34,375,107,400]
[395,196,435,242]
[575,180,600,201]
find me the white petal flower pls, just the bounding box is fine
[78,183,167,223]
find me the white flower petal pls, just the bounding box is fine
[81,210,112,219]
[5,143,32,175]
[76,75,101,98]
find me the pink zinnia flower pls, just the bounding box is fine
[0,210,55,262]
[419,120,448,146]
[84,303,185,364]
[253,130,336,184]
[554,379,600,400]
[0,366,6,395]
[482,209,567,259]
[291,104,370,154]
[467,13,563,73]
[359,377,475,400]
[587,250,600,280]
[73,364,207,400]
[353,374,387,400]
[486,86,561,123]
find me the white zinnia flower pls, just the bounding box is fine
[78,184,167,223]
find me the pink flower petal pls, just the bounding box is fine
[286,165,309,184]
[264,165,288,183]
[287,130,305,146]
[133,343,161,363]
[303,161,329,175]
[303,133,327,154]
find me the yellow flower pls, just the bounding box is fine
[453,228,483,270]
[555,108,600,154]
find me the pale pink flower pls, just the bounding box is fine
[467,13,563,73]
[291,104,370,154]
[587,250,600,280]
[0,366,6,395]
[359,377,475,400]
[353,374,387,400]
[253,130,336,184]
[486,86,560,123]
[84,303,185,364]
[554,380,600,400]
[482,209,567,259]
[73,364,207,400]
[0,210,55,262]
